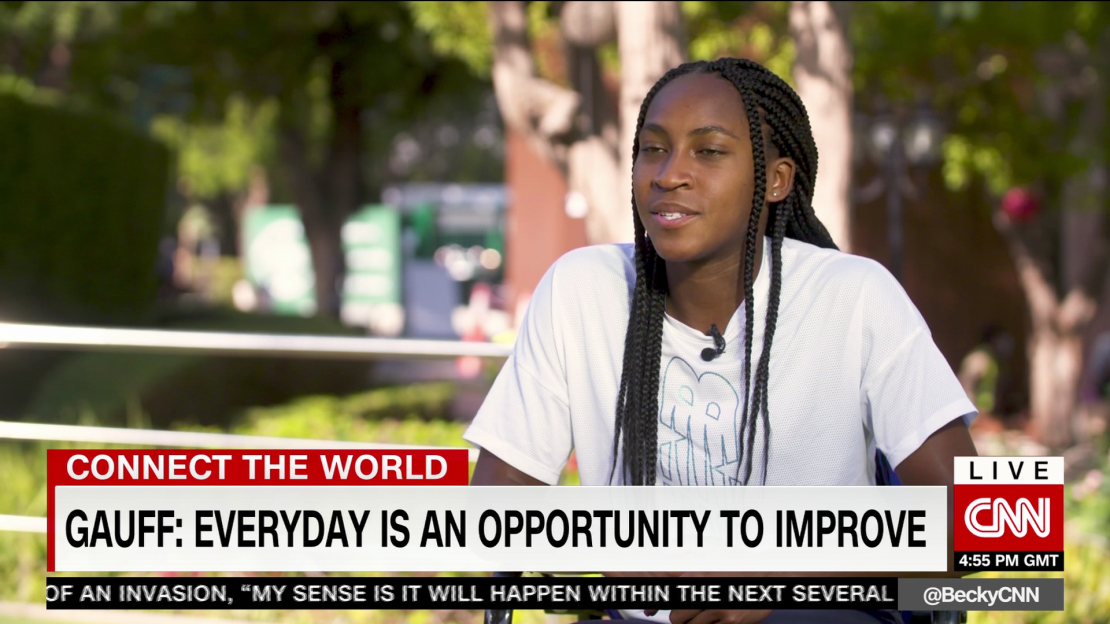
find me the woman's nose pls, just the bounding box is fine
[652,153,693,191]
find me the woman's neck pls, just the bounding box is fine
[664,238,764,336]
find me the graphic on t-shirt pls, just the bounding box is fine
[657,356,742,486]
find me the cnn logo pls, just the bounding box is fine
[963,497,1050,538]
[954,457,1063,555]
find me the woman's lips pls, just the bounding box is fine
[650,211,698,229]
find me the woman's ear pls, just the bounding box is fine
[765,157,796,203]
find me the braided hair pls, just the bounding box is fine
[611,58,838,486]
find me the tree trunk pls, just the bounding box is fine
[302,216,344,318]
[37,42,72,91]
[276,38,364,319]
[489,0,685,245]
[563,37,621,245]
[3,36,23,76]
[998,190,1107,449]
[1028,322,1086,448]
[789,0,853,251]
[233,165,270,258]
[326,49,363,224]
[1008,32,1110,448]
[489,1,582,165]
[278,127,344,318]
[613,1,686,243]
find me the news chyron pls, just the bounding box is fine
[953,456,1064,572]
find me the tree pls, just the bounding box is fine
[482,1,687,244]
[414,1,800,248]
[3,2,282,254]
[853,1,1110,448]
[0,1,125,92]
[27,1,488,317]
[418,0,686,244]
[789,1,853,251]
[148,96,279,255]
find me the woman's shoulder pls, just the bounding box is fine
[521,243,636,323]
[781,236,883,272]
[780,237,902,295]
[780,237,926,333]
[551,243,635,277]
[546,243,636,295]
[522,243,635,351]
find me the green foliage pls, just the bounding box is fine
[420,0,801,83]
[0,95,169,323]
[942,135,1011,194]
[0,440,48,604]
[226,384,465,442]
[406,1,491,77]
[684,2,794,83]
[0,1,129,42]
[853,1,1110,195]
[410,0,559,88]
[1,2,192,106]
[87,1,497,204]
[685,2,747,61]
[968,538,1110,624]
[26,351,199,423]
[408,1,799,88]
[0,69,62,106]
[207,256,245,306]
[101,2,478,131]
[935,1,982,24]
[150,95,278,200]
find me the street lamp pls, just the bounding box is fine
[854,102,946,281]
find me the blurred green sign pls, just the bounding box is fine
[242,205,402,331]
[243,205,316,316]
[341,205,403,334]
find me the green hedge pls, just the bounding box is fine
[0,95,169,324]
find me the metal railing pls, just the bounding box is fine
[0,420,482,458]
[0,321,512,534]
[0,322,513,359]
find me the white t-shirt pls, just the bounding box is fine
[464,237,976,487]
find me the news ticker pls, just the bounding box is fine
[47,451,1065,574]
[45,577,1064,612]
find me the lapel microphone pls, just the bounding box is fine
[701,323,727,362]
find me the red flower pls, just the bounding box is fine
[1001,187,1040,223]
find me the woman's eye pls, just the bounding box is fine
[640,145,665,154]
[698,148,726,156]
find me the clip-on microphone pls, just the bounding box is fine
[701,324,726,362]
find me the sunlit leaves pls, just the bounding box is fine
[853,1,1110,196]
[150,95,278,199]
[942,134,1010,195]
[405,1,491,77]
[684,1,794,84]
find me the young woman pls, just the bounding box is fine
[465,57,978,624]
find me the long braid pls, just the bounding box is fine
[642,250,666,482]
[730,74,768,485]
[745,198,789,484]
[614,57,837,486]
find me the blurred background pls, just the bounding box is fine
[1,1,1109,623]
